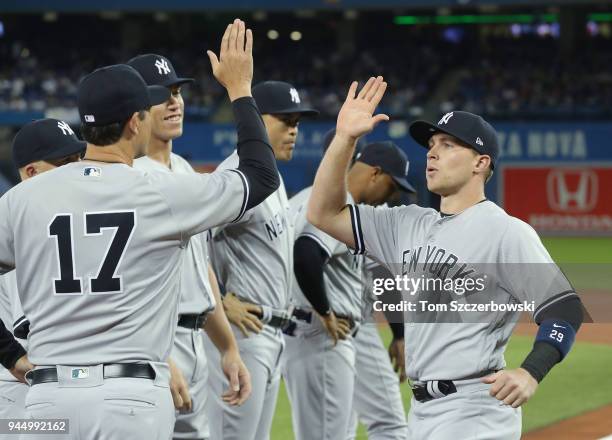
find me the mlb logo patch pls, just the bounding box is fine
[71,367,90,379]
[84,115,95,122]
[83,167,101,177]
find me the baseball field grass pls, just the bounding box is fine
[269,237,612,439]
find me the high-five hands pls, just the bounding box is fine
[207,18,253,101]
[336,76,389,142]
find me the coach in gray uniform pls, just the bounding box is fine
[129,53,250,440]
[206,80,317,440]
[0,118,85,418]
[307,77,584,440]
[0,20,277,439]
[284,141,411,440]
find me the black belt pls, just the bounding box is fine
[28,363,156,386]
[411,370,499,403]
[178,313,208,330]
[411,380,457,403]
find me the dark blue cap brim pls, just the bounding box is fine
[148,85,171,106]
[267,106,319,116]
[392,176,417,193]
[161,77,195,88]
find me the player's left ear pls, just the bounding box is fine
[474,154,491,176]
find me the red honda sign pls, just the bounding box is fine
[500,165,612,234]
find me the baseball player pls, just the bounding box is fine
[307,76,584,439]
[205,80,318,440]
[128,52,250,440]
[283,140,412,440]
[0,19,278,439]
[0,118,86,419]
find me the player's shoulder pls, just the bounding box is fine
[216,150,239,170]
[488,202,540,241]
[289,186,312,207]
[170,153,195,173]
[384,203,438,222]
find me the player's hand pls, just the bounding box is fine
[221,349,252,406]
[223,292,264,337]
[10,354,34,384]
[336,76,389,143]
[388,338,407,383]
[207,18,253,101]
[168,357,192,412]
[319,312,350,345]
[482,368,538,408]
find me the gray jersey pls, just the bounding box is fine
[0,271,26,381]
[211,151,293,309]
[0,160,247,366]
[290,186,363,319]
[350,200,576,381]
[134,154,215,315]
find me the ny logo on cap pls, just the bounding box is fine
[155,58,171,75]
[476,137,484,146]
[84,115,95,123]
[438,112,454,125]
[289,88,301,104]
[57,121,74,136]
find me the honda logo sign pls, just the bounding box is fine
[547,169,598,213]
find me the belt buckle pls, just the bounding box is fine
[196,312,208,329]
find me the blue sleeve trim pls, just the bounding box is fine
[536,319,576,360]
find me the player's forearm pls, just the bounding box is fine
[294,237,332,316]
[307,133,356,228]
[204,264,239,354]
[232,97,280,210]
[0,318,26,370]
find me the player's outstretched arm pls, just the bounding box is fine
[208,18,279,211]
[307,77,389,248]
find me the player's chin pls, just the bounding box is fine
[280,148,294,161]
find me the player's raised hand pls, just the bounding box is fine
[207,18,254,101]
[482,368,538,408]
[336,76,389,142]
[221,349,252,406]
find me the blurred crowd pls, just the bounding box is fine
[2,25,612,120]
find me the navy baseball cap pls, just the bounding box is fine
[127,54,194,88]
[12,119,86,168]
[252,81,319,116]
[355,141,416,193]
[78,64,170,127]
[409,111,499,168]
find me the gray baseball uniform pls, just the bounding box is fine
[0,271,28,419]
[205,150,292,440]
[0,160,248,440]
[349,200,576,439]
[282,186,364,440]
[134,153,215,440]
[346,260,408,440]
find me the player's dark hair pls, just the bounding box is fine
[81,110,147,146]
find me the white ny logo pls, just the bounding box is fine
[289,88,300,104]
[438,112,454,125]
[155,58,171,75]
[57,121,74,136]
